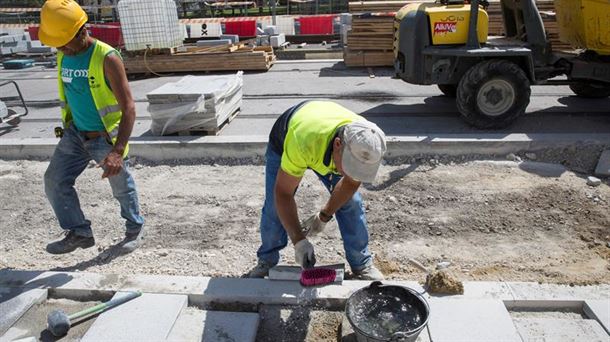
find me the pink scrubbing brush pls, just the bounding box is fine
[300,267,337,287]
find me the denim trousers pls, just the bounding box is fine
[44,125,144,237]
[256,146,372,271]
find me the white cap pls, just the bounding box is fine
[341,121,386,183]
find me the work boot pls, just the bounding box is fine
[46,231,95,255]
[353,264,385,281]
[244,260,275,278]
[120,226,145,253]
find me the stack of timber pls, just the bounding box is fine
[123,42,275,75]
[344,0,572,67]
[343,14,395,67]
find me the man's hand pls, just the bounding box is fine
[98,150,123,178]
[294,239,316,269]
[301,212,329,237]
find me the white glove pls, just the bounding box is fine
[301,213,328,237]
[294,239,316,269]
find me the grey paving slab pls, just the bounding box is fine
[595,150,610,177]
[81,292,187,341]
[585,300,610,334]
[167,309,259,342]
[427,299,521,342]
[513,318,609,342]
[508,282,610,301]
[0,288,46,336]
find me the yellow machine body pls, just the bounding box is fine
[555,0,610,55]
[396,3,489,46]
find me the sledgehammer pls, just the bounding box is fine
[47,291,141,336]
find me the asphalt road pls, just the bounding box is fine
[1,59,609,140]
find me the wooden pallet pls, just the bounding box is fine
[123,44,275,74]
[175,109,240,136]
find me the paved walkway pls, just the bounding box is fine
[0,270,608,341]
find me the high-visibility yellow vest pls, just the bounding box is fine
[57,40,128,157]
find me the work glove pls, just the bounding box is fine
[300,212,328,237]
[294,239,316,269]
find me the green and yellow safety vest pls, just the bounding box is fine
[57,40,128,156]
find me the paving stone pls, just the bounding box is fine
[81,292,186,341]
[427,299,521,342]
[0,288,47,335]
[220,34,239,44]
[507,282,610,301]
[584,300,610,335]
[167,308,259,342]
[594,150,610,177]
[513,318,609,342]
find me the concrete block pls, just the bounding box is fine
[81,292,187,341]
[270,34,286,48]
[167,309,259,342]
[26,41,41,49]
[0,288,47,335]
[257,35,270,46]
[584,300,610,334]
[594,149,610,177]
[264,25,279,35]
[28,46,54,54]
[196,39,232,47]
[220,34,239,44]
[427,299,521,342]
[513,318,609,342]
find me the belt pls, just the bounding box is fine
[81,131,108,140]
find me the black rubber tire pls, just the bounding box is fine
[456,60,530,129]
[569,82,610,98]
[438,84,457,97]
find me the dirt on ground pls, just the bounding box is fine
[0,158,609,285]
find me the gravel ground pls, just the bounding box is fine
[0,158,609,285]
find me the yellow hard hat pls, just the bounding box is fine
[39,0,88,47]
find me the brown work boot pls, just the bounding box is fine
[244,260,275,278]
[353,264,385,281]
[120,226,145,253]
[46,231,95,255]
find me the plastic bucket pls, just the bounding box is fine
[345,281,429,342]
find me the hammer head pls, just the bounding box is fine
[47,309,71,336]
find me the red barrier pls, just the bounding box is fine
[223,20,257,36]
[27,26,39,40]
[298,15,335,35]
[89,23,123,48]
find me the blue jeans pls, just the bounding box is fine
[256,146,372,271]
[44,125,144,238]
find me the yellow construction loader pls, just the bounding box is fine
[393,0,610,128]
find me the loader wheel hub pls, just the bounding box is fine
[477,79,515,116]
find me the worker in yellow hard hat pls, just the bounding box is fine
[40,0,145,255]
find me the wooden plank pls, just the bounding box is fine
[176,109,240,136]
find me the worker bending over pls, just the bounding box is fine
[247,101,387,280]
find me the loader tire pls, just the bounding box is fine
[438,84,457,97]
[569,82,610,98]
[457,60,530,129]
